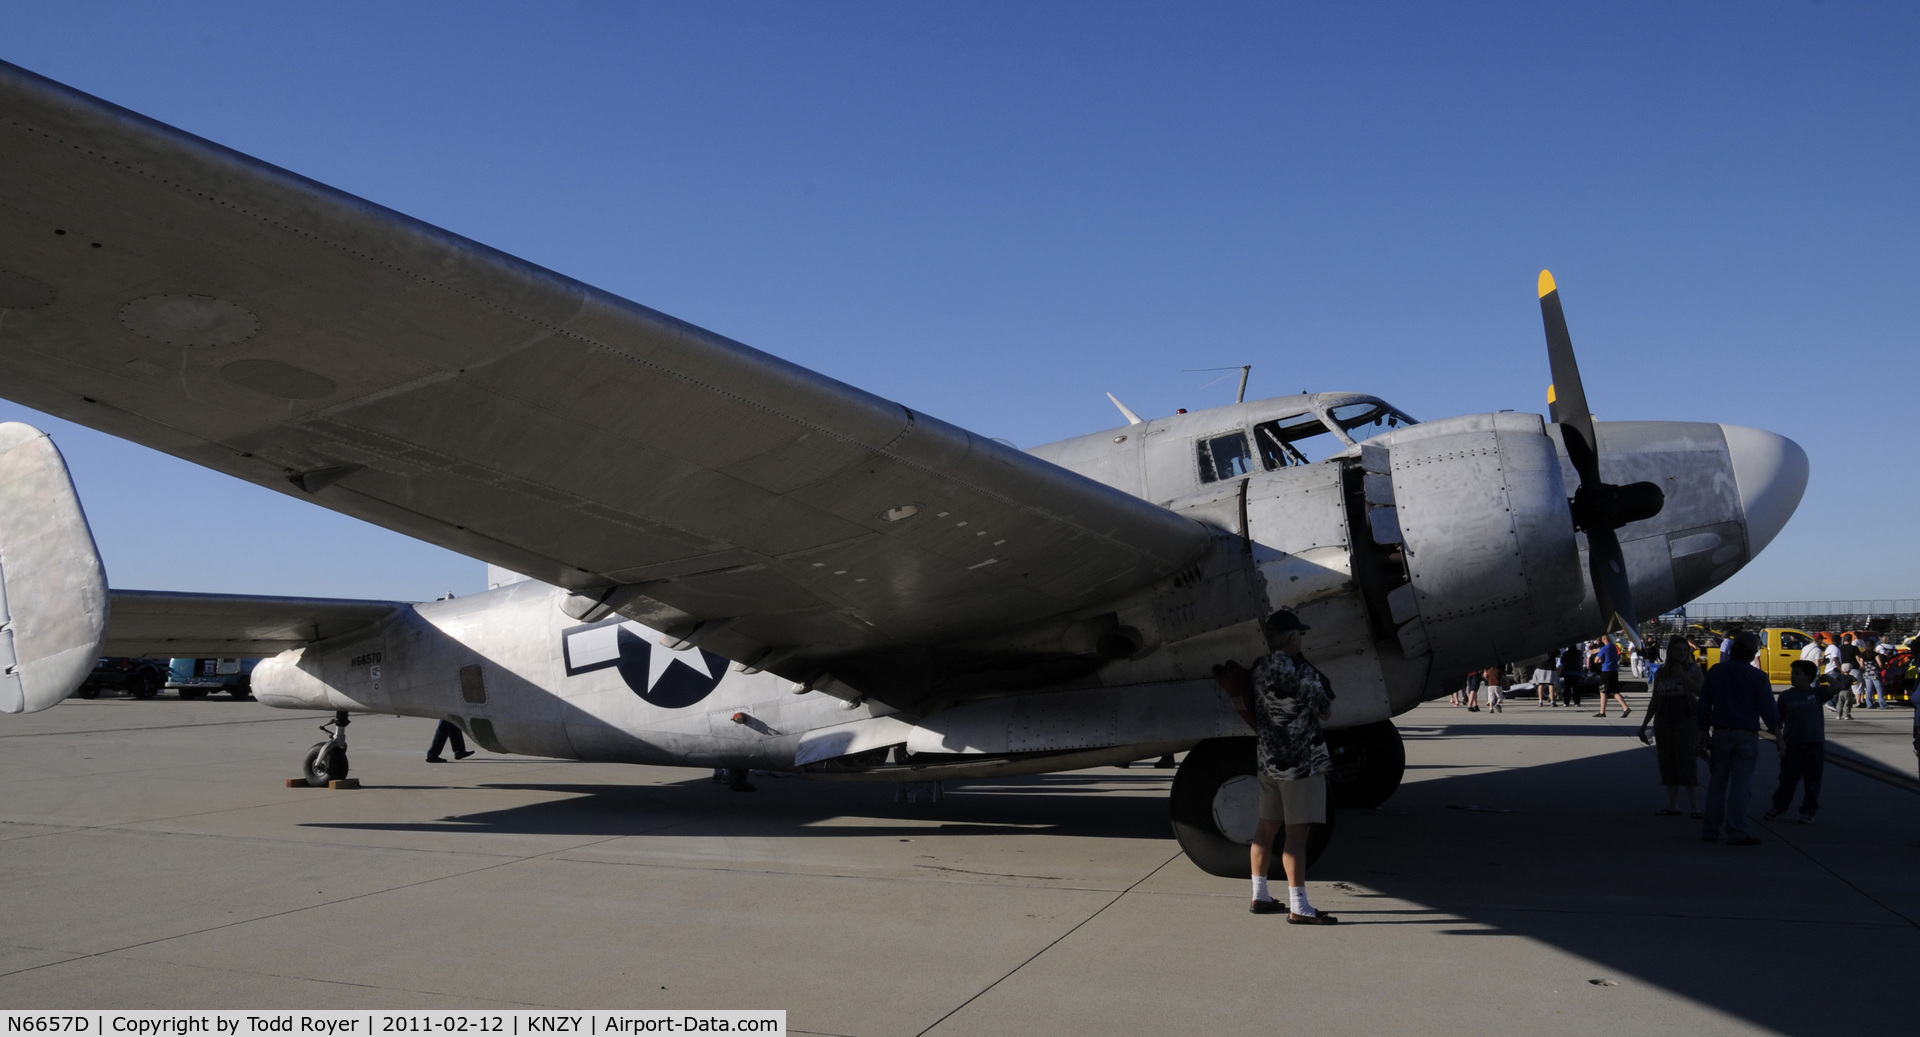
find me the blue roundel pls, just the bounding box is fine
[609,625,727,708]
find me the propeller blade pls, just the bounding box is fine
[1538,270,1601,489]
[1584,520,1643,650]
[1539,270,1653,650]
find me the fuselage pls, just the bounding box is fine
[253,393,1807,780]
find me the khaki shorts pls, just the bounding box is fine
[1257,773,1327,824]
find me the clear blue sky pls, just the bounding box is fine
[2,2,1913,604]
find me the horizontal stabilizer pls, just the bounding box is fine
[104,590,407,657]
[0,422,108,713]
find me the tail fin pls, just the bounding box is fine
[0,422,108,713]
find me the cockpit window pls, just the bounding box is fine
[1197,432,1254,483]
[1253,413,1334,469]
[1328,401,1415,443]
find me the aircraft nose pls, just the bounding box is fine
[1719,424,1808,557]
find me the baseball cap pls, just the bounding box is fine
[1264,609,1310,636]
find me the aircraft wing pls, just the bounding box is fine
[102,590,407,658]
[0,62,1208,679]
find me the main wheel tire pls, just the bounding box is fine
[127,673,158,700]
[300,742,349,786]
[1326,720,1406,809]
[1170,736,1334,879]
[76,685,100,699]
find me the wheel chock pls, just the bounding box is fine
[328,778,361,789]
[285,778,313,788]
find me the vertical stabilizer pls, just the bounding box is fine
[0,422,108,713]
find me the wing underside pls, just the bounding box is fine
[0,62,1208,677]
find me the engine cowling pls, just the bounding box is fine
[1361,412,1583,674]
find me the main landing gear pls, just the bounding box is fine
[1169,721,1405,878]
[300,711,351,787]
[1324,720,1406,809]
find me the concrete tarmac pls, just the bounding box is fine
[3,691,1915,1036]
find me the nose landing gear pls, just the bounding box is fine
[300,711,351,787]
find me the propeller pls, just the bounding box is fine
[1537,270,1665,649]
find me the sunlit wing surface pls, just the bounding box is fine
[0,63,1208,673]
[102,589,405,657]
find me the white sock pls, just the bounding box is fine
[1288,886,1313,915]
[1251,875,1271,902]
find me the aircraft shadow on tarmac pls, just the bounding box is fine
[309,734,1913,1035]
[304,772,1177,841]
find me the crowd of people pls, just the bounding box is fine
[1447,634,1639,715]
[1440,628,1918,843]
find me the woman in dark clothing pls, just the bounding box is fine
[1639,634,1704,816]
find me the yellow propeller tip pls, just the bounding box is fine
[1537,269,1557,298]
[1547,384,1557,404]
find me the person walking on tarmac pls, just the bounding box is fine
[1591,635,1630,718]
[1240,608,1339,924]
[425,719,476,763]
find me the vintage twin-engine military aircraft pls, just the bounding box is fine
[0,62,1807,874]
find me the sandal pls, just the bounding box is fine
[1654,808,1681,816]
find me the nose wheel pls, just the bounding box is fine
[1170,737,1335,878]
[300,711,351,786]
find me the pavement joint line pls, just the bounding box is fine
[0,771,719,850]
[74,952,554,1008]
[0,714,316,738]
[1110,887,1916,930]
[911,848,1185,1037]
[538,852,1148,893]
[0,825,650,985]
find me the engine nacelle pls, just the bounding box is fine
[1363,412,1583,673]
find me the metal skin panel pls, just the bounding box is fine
[1243,462,1397,727]
[0,423,107,713]
[1385,413,1581,667]
[0,61,1208,680]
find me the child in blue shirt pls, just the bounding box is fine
[1766,660,1836,824]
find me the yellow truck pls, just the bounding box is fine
[1676,628,1912,701]
[1679,627,1817,685]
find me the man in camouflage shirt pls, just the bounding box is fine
[1243,608,1337,924]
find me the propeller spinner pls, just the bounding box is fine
[1537,271,1665,649]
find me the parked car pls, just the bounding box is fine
[75,657,167,699]
[166,657,259,698]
